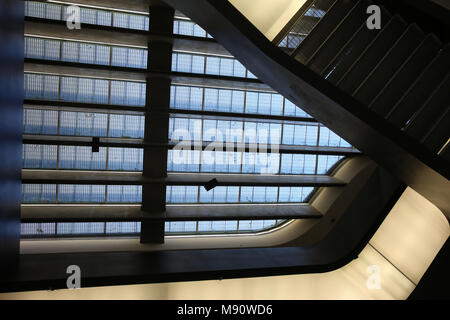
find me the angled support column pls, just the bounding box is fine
[140,5,174,244]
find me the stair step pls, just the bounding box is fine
[294,0,358,64]
[422,107,450,154]
[336,15,408,94]
[369,34,442,117]
[353,24,425,105]
[321,28,373,82]
[313,0,337,11]
[307,0,370,74]
[320,5,391,83]
[387,44,450,128]
[405,73,450,141]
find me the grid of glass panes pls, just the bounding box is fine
[22,0,354,238]
[168,117,350,148]
[20,218,285,237]
[170,85,313,118]
[23,108,145,138]
[21,117,347,236]
[169,117,284,144]
[22,145,144,171]
[20,182,290,237]
[25,36,266,75]
[21,222,141,238]
[24,1,213,37]
[170,117,273,144]
[22,12,150,236]
[173,18,212,38]
[22,121,345,173]
[25,1,149,30]
[164,78,350,233]
[167,150,344,175]
[167,116,347,173]
[172,52,252,78]
[22,184,142,204]
[24,73,146,106]
[22,33,147,237]
[164,219,284,234]
[24,36,148,69]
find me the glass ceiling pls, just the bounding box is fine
[21,1,353,238]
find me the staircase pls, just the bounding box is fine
[281,0,449,163]
[165,0,450,217]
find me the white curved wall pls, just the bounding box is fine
[1,187,448,299]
